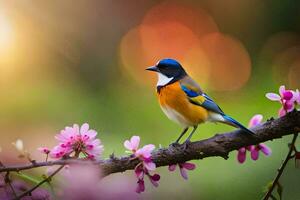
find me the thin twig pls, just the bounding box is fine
[263,133,299,200]
[3,172,17,198]
[13,165,65,200]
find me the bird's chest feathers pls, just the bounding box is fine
[157,82,208,126]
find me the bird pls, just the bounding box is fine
[146,58,256,144]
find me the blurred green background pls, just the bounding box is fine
[0,0,300,199]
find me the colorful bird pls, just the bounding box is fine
[146,58,256,144]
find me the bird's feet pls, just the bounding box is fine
[182,139,192,150]
[169,142,180,148]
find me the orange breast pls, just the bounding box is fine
[158,82,208,126]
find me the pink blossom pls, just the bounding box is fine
[168,162,196,180]
[124,136,159,193]
[266,85,298,117]
[37,147,50,154]
[237,115,272,164]
[294,89,300,105]
[136,179,145,193]
[237,147,247,164]
[134,164,160,193]
[249,144,272,160]
[49,123,103,159]
[60,164,137,200]
[124,136,140,152]
[124,136,156,171]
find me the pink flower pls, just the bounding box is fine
[136,179,145,193]
[237,115,272,164]
[249,144,272,160]
[134,164,160,193]
[60,164,137,199]
[237,147,247,164]
[124,136,140,152]
[168,162,196,180]
[124,136,159,193]
[124,136,156,171]
[37,147,50,154]
[266,85,298,117]
[49,123,104,159]
[295,89,300,105]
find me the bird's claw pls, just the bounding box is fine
[182,140,191,150]
[169,142,180,148]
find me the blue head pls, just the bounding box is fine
[146,59,187,86]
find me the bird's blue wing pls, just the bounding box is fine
[180,82,224,114]
[180,80,256,136]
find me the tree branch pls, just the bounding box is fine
[263,133,298,200]
[0,110,299,177]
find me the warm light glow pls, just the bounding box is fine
[0,14,13,53]
[181,46,211,89]
[260,32,300,61]
[142,1,219,37]
[119,25,154,84]
[139,22,200,62]
[119,1,219,87]
[199,33,252,91]
[119,1,251,91]
[272,46,300,85]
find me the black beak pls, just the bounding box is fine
[146,66,159,72]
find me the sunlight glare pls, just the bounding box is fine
[0,14,13,53]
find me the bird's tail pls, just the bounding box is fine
[221,114,256,136]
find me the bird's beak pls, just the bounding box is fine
[146,66,159,72]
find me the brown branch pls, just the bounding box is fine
[0,110,299,177]
[263,133,298,200]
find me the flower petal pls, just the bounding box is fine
[266,93,281,101]
[80,123,89,135]
[181,162,196,170]
[136,179,145,193]
[279,85,286,96]
[278,107,286,117]
[248,114,263,128]
[72,124,80,135]
[134,165,144,179]
[237,147,246,164]
[250,148,259,161]
[179,167,188,180]
[284,101,294,112]
[295,89,300,104]
[136,144,155,158]
[143,161,156,171]
[282,91,293,101]
[149,174,160,187]
[168,164,177,171]
[130,136,140,150]
[259,143,272,156]
[84,130,97,139]
[151,174,160,181]
[124,140,133,151]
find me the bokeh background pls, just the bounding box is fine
[0,0,300,199]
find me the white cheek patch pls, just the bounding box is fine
[157,73,173,86]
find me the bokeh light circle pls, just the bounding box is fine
[272,46,300,85]
[199,32,252,91]
[142,1,219,37]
